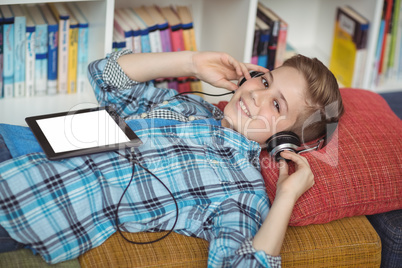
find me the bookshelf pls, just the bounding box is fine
[0,0,399,127]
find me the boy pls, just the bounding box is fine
[0,50,343,267]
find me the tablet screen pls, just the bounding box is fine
[26,107,142,160]
[36,109,129,153]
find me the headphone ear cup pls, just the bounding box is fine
[266,131,301,162]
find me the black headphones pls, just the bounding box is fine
[238,71,327,162]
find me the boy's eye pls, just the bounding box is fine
[274,100,280,113]
[261,77,269,88]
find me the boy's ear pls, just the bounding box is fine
[238,71,265,87]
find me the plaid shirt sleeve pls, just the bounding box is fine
[87,49,179,118]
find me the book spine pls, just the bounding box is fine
[3,21,14,98]
[182,22,197,51]
[148,25,162,53]
[25,24,35,97]
[47,23,58,95]
[57,16,69,94]
[0,23,3,98]
[34,24,48,95]
[140,28,151,53]
[159,23,171,52]
[170,26,184,52]
[68,24,78,94]
[132,29,142,53]
[274,21,288,68]
[13,15,26,97]
[77,24,88,93]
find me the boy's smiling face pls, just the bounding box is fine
[222,66,308,145]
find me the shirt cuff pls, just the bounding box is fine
[103,49,139,90]
[236,238,282,268]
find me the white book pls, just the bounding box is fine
[114,9,134,51]
[116,8,142,53]
[49,3,70,94]
[22,6,35,97]
[29,4,48,96]
[0,5,14,98]
[10,5,26,97]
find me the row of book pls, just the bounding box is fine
[112,5,201,93]
[251,2,290,71]
[373,0,402,85]
[329,0,402,88]
[0,3,88,99]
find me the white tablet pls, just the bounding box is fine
[26,106,142,160]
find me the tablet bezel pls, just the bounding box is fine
[25,106,142,160]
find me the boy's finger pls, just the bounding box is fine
[278,159,289,179]
[280,151,309,167]
[244,63,269,73]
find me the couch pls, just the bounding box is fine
[0,88,401,267]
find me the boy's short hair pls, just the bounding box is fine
[282,54,345,143]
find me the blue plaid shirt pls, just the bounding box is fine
[0,51,281,267]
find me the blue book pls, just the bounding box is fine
[30,4,48,96]
[0,5,14,98]
[22,6,35,97]
[67,2,88,93]
[40,4,58,95]
[10,5,26,97]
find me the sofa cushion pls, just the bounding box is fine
[260,88,402,226]
[78,215,381,267]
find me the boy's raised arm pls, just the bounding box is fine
[117,51,268,91]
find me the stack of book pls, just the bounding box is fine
[252,2,288,70]
[0,3,89,99]
[329,6,370,88]
[112,5,201,93]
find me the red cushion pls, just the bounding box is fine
[259,88,402,226]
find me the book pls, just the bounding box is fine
[387,0,401,78]
[378,0,394,79]
[126,8,151,53]
[251,23,260,65]
[113,28,126,51]
[22,5,35,97]
[114,9,134,52]
[30,4,48,96]
[132,6,163,53]
[10,5,26,97]
[115,8,141,53]
[329,6,369,88]
[158,6,185,52]
[176,5,197,51]
[39,3,58,95]
[273,10,288,68]
[67,13,78,94]
[257,3,280,70]
[0,11,3,98]
[66,2,89,93]
[49,2,70,94]
[1,5,14,98]
[255,16,270,68]
[144,5,172,52]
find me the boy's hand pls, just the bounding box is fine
[276,151,315,202]
[192,51,268,91]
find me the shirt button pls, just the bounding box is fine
[188,115,195,121]
[141,113,147,118]
[162,100,169,105]
[212,160,219,165]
